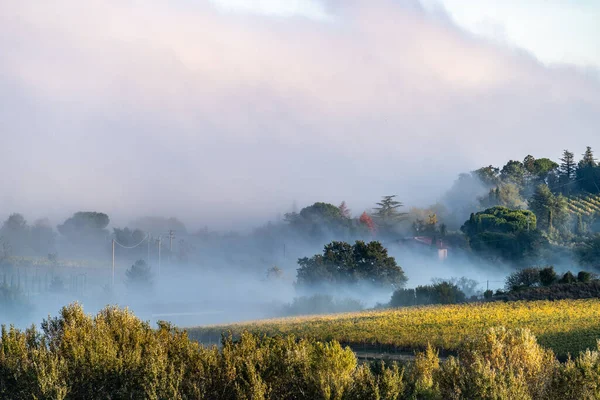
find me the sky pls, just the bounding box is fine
[0,0,599,231]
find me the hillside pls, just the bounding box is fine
[566,193,600,217]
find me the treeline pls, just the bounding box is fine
[2,304,600,399]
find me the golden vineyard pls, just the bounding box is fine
[188,299,600,358]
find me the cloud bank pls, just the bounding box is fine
[1,0,598,229]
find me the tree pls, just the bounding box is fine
[500,160,526,187]
[373,195,407,233]
[266,266,283,280]
[505,268,541,291]
[0,213,30,255]
[30,218,56,256]
[126,259,153,289]
[576,146,600,193]
[539,267,558,286]
[58,212,109,241]
[338,201,351,219]
[296,241,407,290]
[558,150,576,194]
[287,202,353,240]
[479,184,526,209]
[528,185,569,233]
[359,212,376,236]
[473,165,501,187]
[461,207,547,265]
[576,234,600,270]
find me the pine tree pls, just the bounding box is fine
[373,195,407,232]
[558,150,576,194]
[580,146,596,168]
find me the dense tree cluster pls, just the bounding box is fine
[296,241,407,290]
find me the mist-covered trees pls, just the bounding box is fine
[285,202,353,240]
[576,235,600,270]
[296,241,407,290]
[373,195,407,234]
[58,212,110,242]
[125,259,153,289]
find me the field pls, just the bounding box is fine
[188,299,600,358]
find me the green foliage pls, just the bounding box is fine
[539,267,558,286]
[373,195,407,233]
[576,234,600,270]
[0,303,410,400]
[462,206,536,236]
[390,282,466,307]
[559,271,577,284]
[296,241,407,290]
[578,270,592,283]
[438,328,557,400]
[529,184,569,233]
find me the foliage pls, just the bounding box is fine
[286,202,353,240]
[296,241,407,290]
[505,268,541,291]
[373,195,407,234]
[539,266,558,286]
[57,212,109,242]
[125,259,153,289]
[390,282,466,307]
[576,234,600,270]
[438,327,557,400]
[0,303,405,400]
[462,206,536,236]
[359,212,376,236]
[529,184,569,232]
[189,299,600,359]
[5,304,600,399]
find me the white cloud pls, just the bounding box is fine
[0,0,598,229]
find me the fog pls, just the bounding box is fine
[1,0,599,327]
[1,0,599,228]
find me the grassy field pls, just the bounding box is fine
[187,299,600,358]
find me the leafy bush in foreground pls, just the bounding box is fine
[3,303,600,399]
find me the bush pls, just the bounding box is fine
[437,327,557,400]
[578,270,592,283]
[125,259,153,289]
[483,290,493,300]
[539,267,558,286]
[505,268,541,291]
[559,271,577,284]
[390,282,466,307]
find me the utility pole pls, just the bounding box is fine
[168,230,175,263]
[112,238,115,287]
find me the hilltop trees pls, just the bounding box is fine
[58,212,109,242]
[461,207,547,265]
[296,240,407,290]
[285,202,353,240]
[373,195,407,234]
